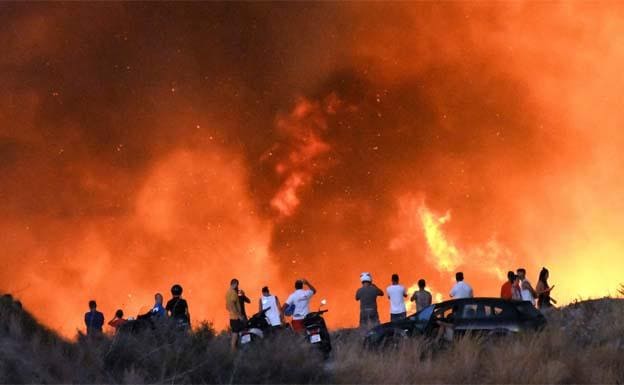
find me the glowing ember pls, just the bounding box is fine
[1,3,624,338]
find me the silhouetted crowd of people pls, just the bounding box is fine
[500,267,556,308]
[84,286,189,337]
[84,267,555,341]
[354,267,554,329]
[224,278,320,351]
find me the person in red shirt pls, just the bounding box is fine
[500,271,516,300]
[108,309,127,332]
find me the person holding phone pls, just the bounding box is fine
[226,278,245,351]
[536,267,556,310]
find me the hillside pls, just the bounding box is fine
[1,294,623,384]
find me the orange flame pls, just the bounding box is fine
[419,207,462,272]
[3,3,624,338]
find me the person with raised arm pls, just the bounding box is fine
[356,272,383,328]
[536,267,556,310]
[226,278,244,351]
[282,278,316,332]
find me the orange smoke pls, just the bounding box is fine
[267,96,342,218]
[1,146,282,337]
[2,3,624,338]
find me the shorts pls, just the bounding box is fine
[230,319,245,333]
[359,309,380,328]
[291,319,305,332]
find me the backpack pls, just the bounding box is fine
[284,303,296,317]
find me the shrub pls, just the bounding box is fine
[1,294,624,384]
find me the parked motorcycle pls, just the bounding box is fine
[303,299,331,358]
[118,307,162,334]
[239,308,271,345]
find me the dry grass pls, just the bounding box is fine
[1,294,623,384]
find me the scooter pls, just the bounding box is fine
[303,299,331,358]
[118,307,161,334]
[239,308,271,345]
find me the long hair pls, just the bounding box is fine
[538,267,549,287]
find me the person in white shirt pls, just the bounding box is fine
[516,268,537,305]
[386,274,408,321]
[282,278,316,332]
[449,272,473,299]
[259,286,282,329]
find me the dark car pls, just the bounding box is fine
[365,297,546,347]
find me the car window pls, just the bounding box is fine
[416,305,434,322]
[460,303,492,319]
[458,302,516,319]
[434,304,455,321]
[461,304,476,318]
[492,303,516,318]
[408,305,434,321]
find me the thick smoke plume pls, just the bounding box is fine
[1,3,624,336]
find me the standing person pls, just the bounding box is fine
[516,268,537,305]
[84,300,104,337]
[355,272,383,328]
[108,309,127,332]
[166,284,190,329]
[410,279,433,312]
[226,279,244,351]
[151,293,166,317]
[500,271,516,300]
[536,267,556,310]
[238,287,251,322]
[387,274,408,321]
[282,279,316,333]
[449,272,473,299]
[511,274,522,300]
[259,286,282,329]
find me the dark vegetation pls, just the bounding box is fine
[1,294,623,384]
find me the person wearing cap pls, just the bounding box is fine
[355,272,384,329]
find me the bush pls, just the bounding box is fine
[1,294,623,384]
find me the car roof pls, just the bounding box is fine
[435,297,528,307]
[387,298,535,327]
